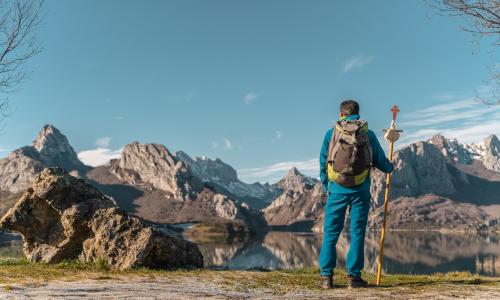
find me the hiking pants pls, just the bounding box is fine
[319,190,371,277]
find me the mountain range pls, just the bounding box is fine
[0,124,498,233]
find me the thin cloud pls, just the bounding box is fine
[275,130,283,140]
[431,92,466,101]
[212,138,233,150]
[223,138,233,150]
[399,97,500,146]
[243,92,259,105]
[343,55,374,73]
[78,148,122,167]
[239,158,318,183]
[95,137,111,148]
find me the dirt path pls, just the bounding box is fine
[1,276,499,299]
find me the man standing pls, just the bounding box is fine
[318,100,393,289]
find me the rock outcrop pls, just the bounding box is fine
[370,134,500,208]
[263,168,325,228]
[32,125,87,172]
[0,125,89,193]
[176,151,279,209]
[370,140,458,207]
[90,142,258,230]
[109,143,202,200]
[368,195,493,232]
[482,135,500,172]
[0,168,203,270]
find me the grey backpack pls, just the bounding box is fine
[326,119,372,187]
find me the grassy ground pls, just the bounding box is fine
[0,258,498,295]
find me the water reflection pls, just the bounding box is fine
[194,231,500,276]
[0,232,23,258]
[1,230,497,276]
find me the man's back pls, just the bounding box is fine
[319,115,393,195]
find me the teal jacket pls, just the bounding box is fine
[319,114,393,194]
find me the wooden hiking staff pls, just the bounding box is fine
[376,105,402,286]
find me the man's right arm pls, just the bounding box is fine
[368,130,393,173]
[320,129,333,192]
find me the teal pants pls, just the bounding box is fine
[319,190,371,277]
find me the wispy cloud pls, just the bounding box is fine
[243,92,259,105]
[223,138,233,150]
[78,148,122,167]
[399,97,500,146]
[95,137,111,148]
[431,92,466,101]
[275,130,283,140]
[211,138,233,150]
[343,55,374,73]
[239,158,318,183]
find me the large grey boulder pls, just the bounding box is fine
[0,167,203,270]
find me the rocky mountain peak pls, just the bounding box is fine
[287,167,300,177]
[175,151,277,208]
[109,142,201,200]
[0,124,89,193]
[263,168,325,227]
[30,124,86,171]
[175,151,238,183]
[276,167,317,193]
[428,134,472,164]
[484,134,499,155]
[482,134,500,172]
[370,140,459,207]
[429,134,447,148]
[33,124,72,153]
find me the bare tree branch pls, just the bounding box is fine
[0,0,43,118]
[427,0,500,105]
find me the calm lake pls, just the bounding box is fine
[190,231,500,276]
[1,231,498,276]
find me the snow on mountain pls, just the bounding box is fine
[175,151,278,208]
[428,134,500,171]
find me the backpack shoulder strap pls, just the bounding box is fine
[327,121,343,162]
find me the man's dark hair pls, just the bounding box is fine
[340,99,360,116]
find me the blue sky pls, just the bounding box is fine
[0,0,499,183]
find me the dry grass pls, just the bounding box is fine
[0,258,497,296]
